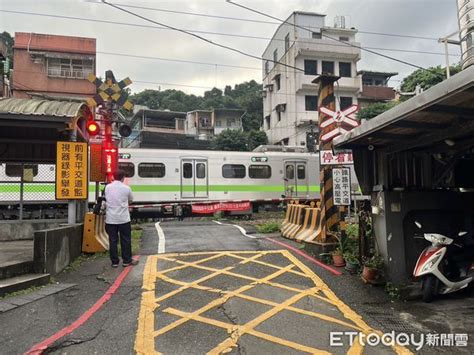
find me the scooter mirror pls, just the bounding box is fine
[458,231,468,237]
[415,221,422,229]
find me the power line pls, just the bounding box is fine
[100,1,306,74]
[113,2,444,42]
[226,0,445,75]
[0,9,460,59]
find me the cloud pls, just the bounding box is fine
[0,0,463,95]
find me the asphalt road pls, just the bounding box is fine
[0,219,472,354]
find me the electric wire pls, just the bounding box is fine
[0,9,460,58]
[226,0,448,76]
[113,2,447,42]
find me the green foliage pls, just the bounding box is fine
[247,130,268,151]
[211,129,248,151]
[211,129,267,151]
[129,80,263,131]
[357,101,399,120]
[256,221,280,233]
[363,254,384,270]
[400,64,461,93]
[0,31,14,72]
[385,282,401,300]
[345,223,359,238]
[343,252,359,265]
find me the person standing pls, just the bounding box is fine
[104,170,138,267]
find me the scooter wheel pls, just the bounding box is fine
[422,275,438,303]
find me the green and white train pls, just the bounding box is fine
[0,148,359,219]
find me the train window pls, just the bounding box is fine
[196,163,206,179]
[118,162,135,177]
[222,164,246,179]
[297,165,306,180]
[285,165,294,180]
[138,163,165,178]
[5,164,38,177]
[183,163,192,179]
[249,165,271,179]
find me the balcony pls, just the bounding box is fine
[294,39,361,60]
[296,74,360,93]
[296,111,319,126]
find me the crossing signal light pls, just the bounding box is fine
[306,132,317,152]
[86,120,100,136]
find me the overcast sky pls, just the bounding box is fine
[0,0,461,95]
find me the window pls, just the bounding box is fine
[322,61,334,75]
[5,164,38,177]
[340,96,353,110]
[196,163,206,179]
[305,95,318,111]
[339,62,352,77]
[275,75,281,91]
[339,36,349,42]
[277,110,282,122]
[265,115,271,129]
[118,162,135,177]
[264,61,269,75]
[362,78,373,86]
[47,57,94,79]
[285,33,290,52]
[304,60,318,75]
[312,32,322,39]
[222,164,246,178]
[138,163,165,178]
[183,163,193,178]
[374,79,383,86]
[285,165,294,180]
[297,165,306,180]
[273,49,278,64]
[249,165,272,179]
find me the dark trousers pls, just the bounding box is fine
[105,222,132,264]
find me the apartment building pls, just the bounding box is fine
[185,108,244,139]
[358,70,397,108]
[262,12,361,146]
[12,32,96,99]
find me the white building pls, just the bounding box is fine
[262,12,362,146]
[185,109,244,139]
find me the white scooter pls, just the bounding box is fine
[413,221,473,302]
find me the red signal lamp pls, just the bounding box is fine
[86,120,100,136]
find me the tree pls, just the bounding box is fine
[357,101,399,120]
[129,80,263,132]
[247,130,268,151]
[0,31,14,71]
[211,129,249,151]
[400,64,461,93]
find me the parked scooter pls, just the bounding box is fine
[413,221,474,302]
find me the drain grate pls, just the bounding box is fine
[362,309,424,334]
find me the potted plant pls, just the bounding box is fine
[331,248,345,267]
[344,252,359,273]
[362,255,384,282]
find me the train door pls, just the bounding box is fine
[284,161,308,198]
[181,159,208,198]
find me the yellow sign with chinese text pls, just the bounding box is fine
[56,142,88,200]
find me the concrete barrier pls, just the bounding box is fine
[33,224,83,275]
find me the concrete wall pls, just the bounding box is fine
[371,191,474,283]
[33,224,83,275]
[0,221,63,241]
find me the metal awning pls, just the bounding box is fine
[0,98,91,162]
[334,65,474,154]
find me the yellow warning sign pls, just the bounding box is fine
[55,141,88,200]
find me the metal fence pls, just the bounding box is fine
[0,162,68,220]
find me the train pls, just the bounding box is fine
[0,148,361,219]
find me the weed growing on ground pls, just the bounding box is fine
[256,221,280,233]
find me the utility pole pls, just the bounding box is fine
[438,30,461,79]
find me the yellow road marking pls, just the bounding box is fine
[135,250,412,355]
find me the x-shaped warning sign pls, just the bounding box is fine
[319,105,360,142]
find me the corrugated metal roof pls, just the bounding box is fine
[0,98,86,117]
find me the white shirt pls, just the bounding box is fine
[105,180,133,224]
